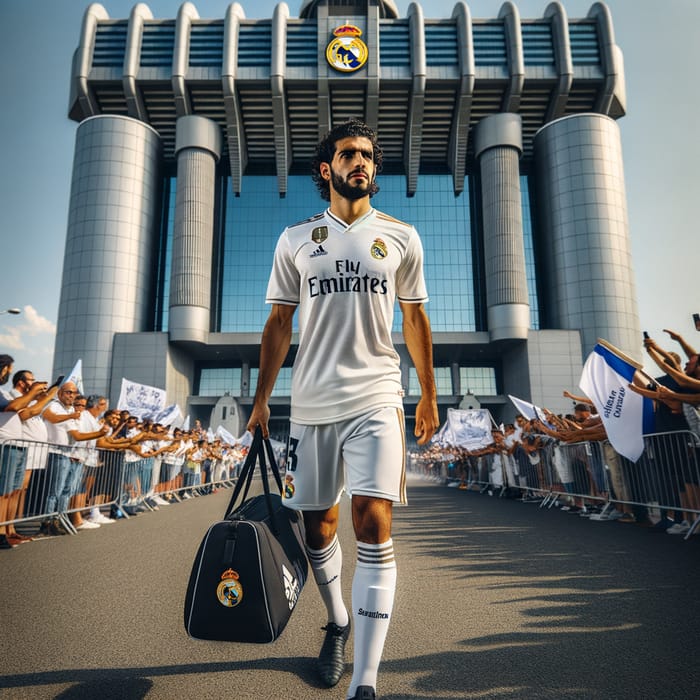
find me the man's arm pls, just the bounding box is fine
[664,329,697,359]
[68,425,110,442]
[400,301,439,445]
[246,303,296,438]
[629,381,700,406]
[562,390,594,406]
[659,362,700,390]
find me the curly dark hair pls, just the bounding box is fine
[311,119,383,201]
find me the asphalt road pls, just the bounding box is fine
[1,475,699,700]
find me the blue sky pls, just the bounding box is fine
[0,0,697,385]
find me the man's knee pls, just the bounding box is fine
[303,504,340,549]
[351,495,392,544]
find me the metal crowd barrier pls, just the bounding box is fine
[408,430,700,541]
[0,438,246,537]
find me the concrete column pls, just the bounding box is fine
[53,115,162,396]
[169,115,222,344]
[474,113,530,341]
[533,113,640,360]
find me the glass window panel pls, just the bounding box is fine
[408,366,452,396]
[198,367,242,396]
[521,175,540,329]
[250,367,292,397]
[459,366,497,395]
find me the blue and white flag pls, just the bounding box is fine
[117,378,167,420]
[579,340,655,462]
[64,359,84,394]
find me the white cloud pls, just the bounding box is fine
[0,306,56,380]
[20,305,56,336]
[0,305,56,351]
[0,326,24,350]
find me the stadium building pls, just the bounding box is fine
[54,0,639,438]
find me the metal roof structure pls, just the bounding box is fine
[69,1,625,195]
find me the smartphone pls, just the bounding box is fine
[694,313,700,332]
[643,331,649,339]
[49,374,65,390]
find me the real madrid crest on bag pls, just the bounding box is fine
[217,568,243,608]
[183,428,308,643]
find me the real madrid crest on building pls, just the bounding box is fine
[216,568,243,607]
[326,24,368,73]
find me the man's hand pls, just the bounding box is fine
[663,329,681,342]
[246,402,270,439]
[413,395,439,446]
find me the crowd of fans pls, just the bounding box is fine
[2,328,699,549]
[409,329,700,537]
[0,356,254,549]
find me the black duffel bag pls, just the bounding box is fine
[184,427,307,643]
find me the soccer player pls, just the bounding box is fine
[247,119,439,700]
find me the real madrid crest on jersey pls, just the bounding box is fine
[216,568,243,607]
[326,24,368,73]
[370,238,388,260]
[311,226,328,243]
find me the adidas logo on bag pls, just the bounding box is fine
[282,564,300,610]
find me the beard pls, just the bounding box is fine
[330,167,372,201]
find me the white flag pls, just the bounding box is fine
[153,403,183,428]
[117,378,167,419]
[508,394,538,420]
[215,425,238,445]
[431,408,493,450]
[579,340,655,462]
[65,359,83,394]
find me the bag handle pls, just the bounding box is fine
[223,427,286,525]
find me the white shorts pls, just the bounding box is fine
[283,406,407,511]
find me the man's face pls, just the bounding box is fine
[685,354,700,378]
[323,136,376,202]
[92,398,108,417]
[16,372,36,394]
[574,409,590,423]
[58,383,77,406]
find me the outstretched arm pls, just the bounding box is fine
[400,301,439,445]
[246,303,296,438]
[562,390,593,406]
[663,329,697,360]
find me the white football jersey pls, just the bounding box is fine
[266,207,428,424]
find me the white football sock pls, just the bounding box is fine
[306,534,349,627]
[347,539,397,697]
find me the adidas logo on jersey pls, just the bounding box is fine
[310,245,328,258]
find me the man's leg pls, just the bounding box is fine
[304,505,350,687]
[347,495,395,700]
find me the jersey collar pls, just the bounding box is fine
[325,207,375,231]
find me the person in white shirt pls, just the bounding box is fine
[247,119,439,700]
[8,369,56,543]
[42,383,108,533]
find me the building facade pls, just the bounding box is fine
[54,0,639,440]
